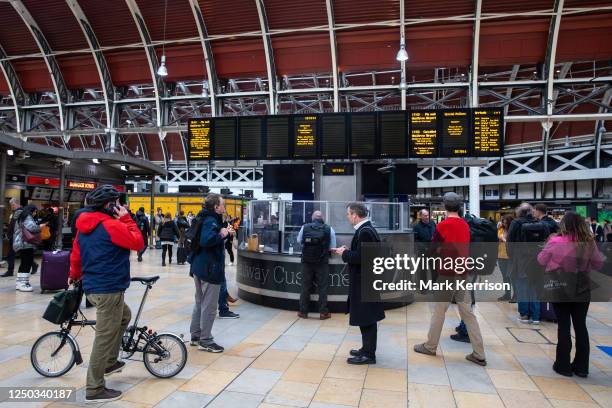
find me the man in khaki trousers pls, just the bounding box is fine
[68,185,145,403]
[413,192,486,366]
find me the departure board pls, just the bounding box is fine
[350,113,377,158]
[188,118,212,160]
[266,116,290,159]
[472,109,503,157]
[440,109,470,157]
[293,115,318,159]
[409,110,438,157]
[238,117,263,159]
[321,114,347,159]
[379,111,407,158]
[213,118,237,160]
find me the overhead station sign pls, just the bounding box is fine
[188,118,211,160]
[409,110,438,157]
[472,108,503,157]
[188,109,504,161]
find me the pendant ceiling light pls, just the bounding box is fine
[157,0,168,77]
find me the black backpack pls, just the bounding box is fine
[184,215,205,254]
[301,222,331,263]
[465,215,498,275]
[520,220,549,243]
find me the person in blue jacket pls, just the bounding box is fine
[188,194,232,353]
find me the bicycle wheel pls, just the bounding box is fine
[31,331,77,377]
[143,333,187,378]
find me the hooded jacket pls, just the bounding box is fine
[69,211,144,294]
[189,208,225,284]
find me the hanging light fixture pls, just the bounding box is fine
[157,0,168,77]
[396,44,409,62]
[135,145,140,156]
[201,80,209,98]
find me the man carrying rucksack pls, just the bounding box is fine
[508,202,550,324]
[534,203,559,235]
[297,211,337,320]
[135,207,150,262]
[12,204,42,291]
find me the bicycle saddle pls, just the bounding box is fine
[131,276,160,284]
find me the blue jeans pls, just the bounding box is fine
[517,277,540,320]
[218,277,229,314]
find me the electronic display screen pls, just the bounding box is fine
[361,163,417,195]
[440,109,470,157]
[321,114,347,159]
[213,117,237,160]
[472,108,503,157]
[350,113,377,158]
[293,115,318,159]
[263,164,313,193]
[188,118,212,160]
[266,116,290,159]
[238,117,263,160]
[409,110,438,157]
[322,163,354,176]
[379,111,407,158]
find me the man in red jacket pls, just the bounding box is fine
[69,185,144,403]
[413,192,486,366]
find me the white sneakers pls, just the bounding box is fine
[16,273,33,292]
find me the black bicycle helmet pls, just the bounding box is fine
[87,184,120,207]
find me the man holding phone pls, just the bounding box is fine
[68,185,144,403]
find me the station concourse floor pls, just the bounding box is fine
[0,250,610,408]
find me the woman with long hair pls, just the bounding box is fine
[537,211,604,378]
[157,212,179,266]
[497,214,514,301]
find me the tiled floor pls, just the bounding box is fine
[0,250,610,408]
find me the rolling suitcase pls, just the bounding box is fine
[40,250,70,293]
[540,302,557,322]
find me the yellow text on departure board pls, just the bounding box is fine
[189,119,211,159]
[473,110,501,154]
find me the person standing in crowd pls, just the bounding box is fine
[335,203,384,365]
[414,192,487,366]
[537,211,603,378]
[134,207,150,262]
[187,210,195,227]
[508,202,548,324]
[534,203,559,235]
[497,214,514,301]
[175,211,189,265]
[2,198,21,277]
[604,219,612,242]
[222,215,236,266]
[297,210,336,320]
[157,212,179,266]
[68,185,144,403]
[413,209,436,243]
[13,204,42,292]
[154,207,164,247]
[589,217,604,242]
[189,194,229,352]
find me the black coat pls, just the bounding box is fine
[157,220,179,241]
[341,221,385,326]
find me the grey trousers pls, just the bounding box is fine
[190,276,220,345]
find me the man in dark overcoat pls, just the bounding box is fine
[335,202,385,365]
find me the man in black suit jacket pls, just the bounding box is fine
[335,202,385,365]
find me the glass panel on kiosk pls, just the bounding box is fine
[282,201,325,254]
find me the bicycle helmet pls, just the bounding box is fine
[87,184,120,207]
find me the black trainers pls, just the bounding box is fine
[85,388,122,403]
[198,342,224,353]
[450,333,471,343]
[104,361,125,376]
[219,311,240,319]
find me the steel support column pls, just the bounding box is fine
[125,0,169,168]
[255,0,278,114]
[399,0,407,109]
[470,0,482,107]
[543,0,565,172]
[189,0,219,117]
[11,0,69,132]
[56,164,66,249]
[325,0,340,112]
[66,0,116,149]
[0,152,6,262]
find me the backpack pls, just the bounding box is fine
[137,216,147,233]
[184,215,205,254]
[301,222,331,263]
[519,220,549,243]
[465,215,498,275]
